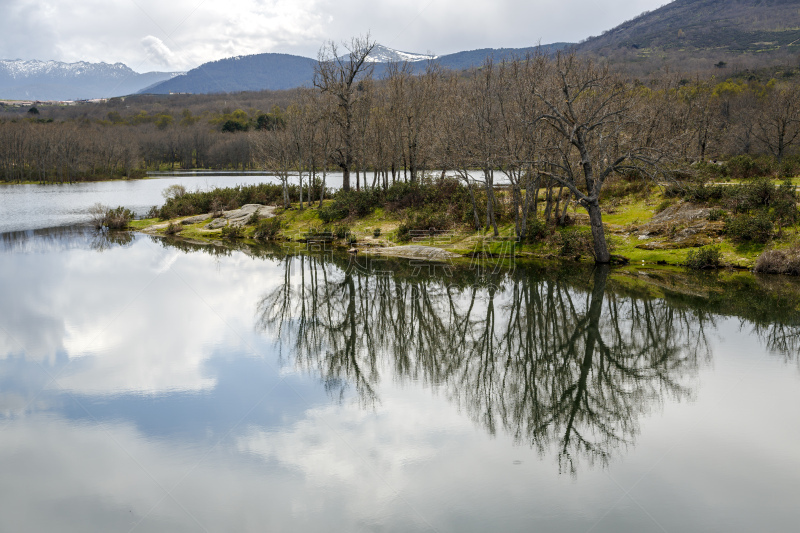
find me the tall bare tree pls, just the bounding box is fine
[313,35,376,191]
[532,53,675,263]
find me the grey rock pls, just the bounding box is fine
[206,218,227,229]
[181,214,212,225]
[363,245,460,262]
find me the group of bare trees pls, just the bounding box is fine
[252,40,686,261]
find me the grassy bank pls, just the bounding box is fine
[129,173,800,271]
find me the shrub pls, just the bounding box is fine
[396,206,452,241]
[524,217,549,243]
[724,211,773,243]
[333,224,350,239]
[221,225,244,240]
[157,183,296,219]
[162,184,187,200]
[247,210,260,226]
[754,248,800,275]
[254,217,282,241]
[708,208,728,221]
[90,204,134,230]
[165,222,182,235]
[771,179,800,227]
[725,155,757,179]
[318,203,348,223]
[553,227,595,258]
[685,245,722,269]
[373,228,381,238]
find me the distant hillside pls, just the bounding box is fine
[143,43,573,95]
[433,43,572,71]
[0,60,178,101]
[577,0,800,72]
[144,54,317,94]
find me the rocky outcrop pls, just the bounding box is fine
[204,205,276,229]
[363,245,460,262]
[631,202,723,250]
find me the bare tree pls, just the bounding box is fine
[313,35,376,191]
[532,54,675,263]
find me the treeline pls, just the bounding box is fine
[4,43,800,260]
[2,52,798,186]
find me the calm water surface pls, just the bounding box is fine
[1,183,799,532]
[0,174,283,233]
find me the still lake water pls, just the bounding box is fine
[1,178,800,532]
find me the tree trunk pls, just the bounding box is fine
[342,167,350,191]
[585,199,611,263]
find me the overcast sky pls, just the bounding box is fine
[2,0,669,72]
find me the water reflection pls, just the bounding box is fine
[2,229,800,531]
[255,254,715,473]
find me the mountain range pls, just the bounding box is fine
[4,0,800,101]
[0,60,180,101]
[140,43,571,95]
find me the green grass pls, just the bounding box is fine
[130,185,800,272]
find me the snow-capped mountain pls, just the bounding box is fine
[365,44,437,63]
[0,59,181,101]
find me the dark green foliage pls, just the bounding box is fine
[724,211,773,243]
[256,113,286,131]
[725,155,757,180]
[158,183,294,219]
[524,218,550,243]
[221,225,244,240]
[247,211,260,225]
[685,245,722,270]
[771,179,800,227]
[708,208,728,221]
[728,155,774,180]
[373,228,381,238]
[396,206,452,241]
[553,227,596,258]
[728,178,775,213]
[221,119,249,132]
[97,206,134,229]
[779,155,800,178]
[318,203,349,224]
[333,224,350,239]
[604,174,652,199]
[27,107,39,115]
[254,217,282,241]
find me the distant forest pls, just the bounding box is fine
[1,47,799,186]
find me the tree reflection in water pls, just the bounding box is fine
[256,254,716,474]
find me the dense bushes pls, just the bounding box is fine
[724,211,774,243]
[254,217,282,241]
[158,183,298,219]
[396,206,453,241]
[90,204,134,229]
[553,227,596,258]
[685,246,722,269]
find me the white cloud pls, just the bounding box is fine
[0,0,671,72]
[141,35,178,69]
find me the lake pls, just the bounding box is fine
[1,179,799,532]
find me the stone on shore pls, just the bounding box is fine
[203,204,276,229]
[363,245,460,262]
